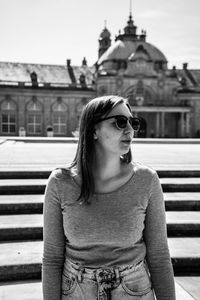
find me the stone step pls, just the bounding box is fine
[175,276,200,300]
[0,239,199,281]
[1,178,200,195]
[0,279,198,300]
[0,280,42,300]
[164,193,200,211]
[160,178,200,192]
[1,169,200,179]
[0,195,43,214]
[0,241,42,281]
[0,212,200,241]
[168,238,200,275]
[0,179,47,195]
[158,170,200,178]
[0,170,50,180]
[166,212,200,237]
[1,193,200,215]
[0,215,43,241]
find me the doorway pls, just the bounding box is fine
[138,117,147,138]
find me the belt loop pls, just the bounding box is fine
[114,268,120,285]
[77,268,84,283]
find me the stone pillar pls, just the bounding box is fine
[156,112,160,137]
[161,112,165,138]
[185,113,190,137]
[181,112,185,137]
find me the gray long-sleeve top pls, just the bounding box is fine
[42,162,175,299]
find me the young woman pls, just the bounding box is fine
[42,95,176,300]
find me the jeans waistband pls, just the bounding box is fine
[64,258,145,282]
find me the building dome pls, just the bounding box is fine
[98,40,167,67]
[99,27,111,39]
[97,14,168,73]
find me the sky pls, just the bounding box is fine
[0,0,200,69]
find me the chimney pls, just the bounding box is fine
[66,59,76,84]
[82,57,87,66]
[30,72,38,87]
[183,63,188,70]
[66,59,71,67]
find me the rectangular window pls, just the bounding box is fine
[2,124,8,132]
[27,125,34,133]
[10,115,16,123]
[53,113,66,134]
[28,115,34,123]
[10,124,16,132]
[1,113,16,133]
[2,114,8,122]
[27,113,42,134]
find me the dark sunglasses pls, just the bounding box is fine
[96,115,140,131]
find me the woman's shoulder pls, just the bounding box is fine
[49,167,73,181]
[133,161,157,177]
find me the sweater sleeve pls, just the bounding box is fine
[144,172,176,300]
[42,170,65,300]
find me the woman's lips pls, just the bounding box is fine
[121,140,131,143]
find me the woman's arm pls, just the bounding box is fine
[144,172,176,300]
[42,170,65,300]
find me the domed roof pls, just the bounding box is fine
[99,27,111,39]
[98,39,167,65]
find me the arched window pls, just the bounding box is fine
[26,97,43,135]
[125,84,153,106]
[52,98,68,135]
[0,96,17,135]
[75,98,88,127]
[76,103,85,127]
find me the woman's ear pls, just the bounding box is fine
[93,132,98,140]
[93,125,98,140]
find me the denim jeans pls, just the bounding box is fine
[61,259,155,299]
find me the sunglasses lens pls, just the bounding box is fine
[131,118,140,131]
[116,117,127,129]
[115,117,140,130]
[115,117,140,131]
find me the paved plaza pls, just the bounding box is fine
[0,137,200,171]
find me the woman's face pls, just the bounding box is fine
[94,102,134,157]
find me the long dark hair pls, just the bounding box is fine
[69,95,132,204]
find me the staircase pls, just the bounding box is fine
[0,169,200,299]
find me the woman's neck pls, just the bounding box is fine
[93,151,122,181]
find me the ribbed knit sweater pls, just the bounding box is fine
[42,162,175,299]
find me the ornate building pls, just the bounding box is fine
[0,13,200,137]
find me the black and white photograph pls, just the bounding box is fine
[0,0,200,299]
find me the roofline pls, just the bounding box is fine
[0,83,95,91]
[0,61,94,69]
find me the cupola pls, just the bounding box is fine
[98,22,111,58]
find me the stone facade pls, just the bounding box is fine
[96,14,200,138]
[0,61,96,137]
[0,14,200,138]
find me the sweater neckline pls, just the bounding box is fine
[71,162,138,196]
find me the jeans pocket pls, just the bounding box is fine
[62,273,77,295]
[121,266,152,296]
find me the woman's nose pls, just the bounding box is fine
[128,120,134,130]
[124,121,134,134]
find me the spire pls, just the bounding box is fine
[129,0,132,17]
[98,21,111,58]
[127,0,134,30]
[115,1,147,42]
[99,20,111,39]
[124,11,137,36]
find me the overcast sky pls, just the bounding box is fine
[0,0,200,69]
